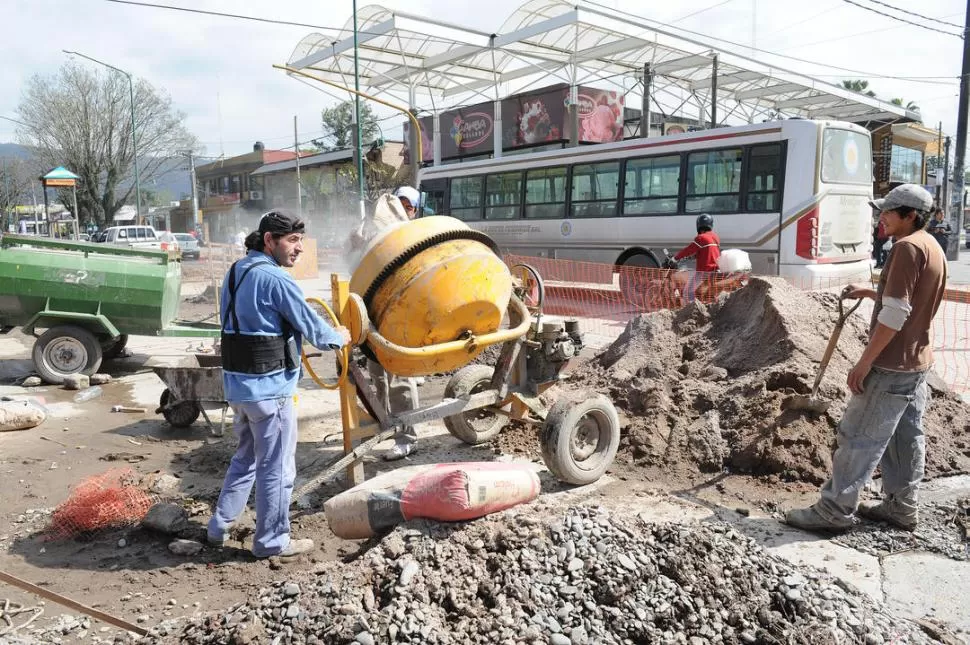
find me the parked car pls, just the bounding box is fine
[173,233,201,259]
[100,225,180,254]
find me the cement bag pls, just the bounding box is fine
[717,249,752,273]
[0,398,46,432]
[324,462,541,539]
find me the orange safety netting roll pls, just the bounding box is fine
[506,254,970,394]
[46,468,156,541]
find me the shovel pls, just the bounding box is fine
[783,292,863,414]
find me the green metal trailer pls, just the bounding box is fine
[0,234,220,383]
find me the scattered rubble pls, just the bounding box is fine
[142,503,189,535]
[168,506,940,645]
[168,539,204,556]
[90,374,112,385]
[62,374,89,390]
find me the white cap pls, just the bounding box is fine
[393,186,421,209]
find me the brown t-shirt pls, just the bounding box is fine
[870,229,947,371]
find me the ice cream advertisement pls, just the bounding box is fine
[401,115,434,164]
[575,88,624,143]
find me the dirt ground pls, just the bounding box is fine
[0,274,966,643]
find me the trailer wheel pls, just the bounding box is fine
[32,325,103,384]
[159,389,201,428]
[617,252,659,306]
[443,364,506,445]
[540,394,620,485]
[101,334,130,360]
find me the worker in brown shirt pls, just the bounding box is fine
[787,184,946,533]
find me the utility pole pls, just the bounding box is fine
[294,115,303,217]
[640,63,652,138]
[352,0,366,220]
[188,151,198,230]
[947,0,970,261]
[936,121,943,206]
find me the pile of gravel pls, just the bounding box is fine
[164,506,941,645]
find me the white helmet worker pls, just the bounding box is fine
[393,186,421,216]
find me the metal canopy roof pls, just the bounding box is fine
[287,0,916,127]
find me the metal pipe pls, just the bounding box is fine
[353,0,366,220]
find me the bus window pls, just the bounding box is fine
[485,172,523,220]
[685,148,742,213]
[449,176,484,221]
[746,144,783,212]
[524,167,567,219]
[420,178,446,216]
[623,155,680,215]
[570,161,619,218]
[821,128,872,185]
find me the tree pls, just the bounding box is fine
[841,79,876,97]
[0,157,32,229]
[890,98,920,112]
[16,63,197,227]
[315,100,379,151]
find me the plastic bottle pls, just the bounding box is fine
[73,386,104,403]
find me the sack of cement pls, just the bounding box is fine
[324,462,541,539]
[0,398,47,432]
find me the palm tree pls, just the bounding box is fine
[890,98,920,112]
[841,79,876,97]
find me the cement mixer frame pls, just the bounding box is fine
[295,269,621,499]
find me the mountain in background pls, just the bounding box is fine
[0,142,191,201]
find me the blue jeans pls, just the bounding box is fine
[815,367,928,524]
[208,397,297,557]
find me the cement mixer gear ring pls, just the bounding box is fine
[360,229,501,309]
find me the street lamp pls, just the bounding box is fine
[63,50,142,225]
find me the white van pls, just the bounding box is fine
[100,225,180,253]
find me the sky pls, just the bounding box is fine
[1,0,965,160]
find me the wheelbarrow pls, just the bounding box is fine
[153,353,229,434]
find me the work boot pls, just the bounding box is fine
[206,532,228,548]
[383,441,416,462]
[785,506,854,533]
[260,538,315,558]
[858,499,918,531]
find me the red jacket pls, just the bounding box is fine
[675,231,721,272]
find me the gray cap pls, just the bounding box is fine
[869,184,933,213]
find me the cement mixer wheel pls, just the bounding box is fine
[541,395,620,485]
[443,365,506,445]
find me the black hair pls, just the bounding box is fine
[244,230,285,251]
[894,206,931,231]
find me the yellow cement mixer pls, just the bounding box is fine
[297,215,620,497]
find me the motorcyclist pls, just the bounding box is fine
[670,213,721,303]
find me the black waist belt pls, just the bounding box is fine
[221,259,296,375]
[221,333,287,374]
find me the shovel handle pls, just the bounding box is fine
[810,294,862,397]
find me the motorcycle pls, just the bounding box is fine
[643,248,750,311]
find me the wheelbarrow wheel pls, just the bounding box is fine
[159,389,201,428]
[32,325,103,384]
[443,364,506,445]
[541,394,620,486]
[101,334,130,360]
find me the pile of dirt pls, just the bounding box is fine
[563,277,970,485]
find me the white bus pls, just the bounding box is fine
[418,119,873,290]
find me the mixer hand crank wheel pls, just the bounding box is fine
[540,395,620,486]
[443,364,507,445]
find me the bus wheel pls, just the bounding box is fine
[617,253,658,307]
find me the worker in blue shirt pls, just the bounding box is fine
[208,209,350,558]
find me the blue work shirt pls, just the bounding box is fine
[221,250,344,402]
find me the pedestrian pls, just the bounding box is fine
[786,184,947,533]
[926,207,951,253]
[347,186,424,460]
[209,209,351,558]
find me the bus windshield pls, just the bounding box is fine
[821,128,872,185]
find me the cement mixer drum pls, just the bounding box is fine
[349,216,513,376]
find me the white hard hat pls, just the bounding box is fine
[393,186,421,208]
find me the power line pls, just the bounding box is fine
[840,0,963,38]
[778,11,963,51]
[854,0,963,29]
[580,0,962,85]
[672,0,737,23]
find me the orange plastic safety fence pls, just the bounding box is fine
[46,468,156,541]
[505,254,970,394]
